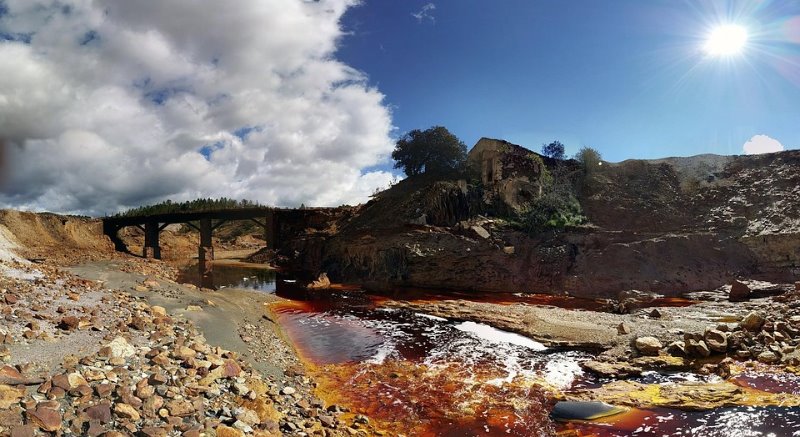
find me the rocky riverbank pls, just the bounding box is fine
[0,252,381,436]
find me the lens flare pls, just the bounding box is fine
[704,24,749,56]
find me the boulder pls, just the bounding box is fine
[28,406,62,432]
[729,280,751,302]
[741,312,766,331]
[616,322,630,335]
[757,351,780,364]
[582,360,642,378]
[704,329,728,353]
[634,336,663,356]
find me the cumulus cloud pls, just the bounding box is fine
[742,134,785,155]
[412,3,436,23]
[0,0,396,216]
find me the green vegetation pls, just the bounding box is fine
[512,153,586,233]
[541,140,565,160]
[392,126,467,176]
[575,146,603,173]
[113,198,264,218]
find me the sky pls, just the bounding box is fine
[0,0,798,216]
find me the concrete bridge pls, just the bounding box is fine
[102,207,334,283]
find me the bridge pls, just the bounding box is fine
[102,207,335,283]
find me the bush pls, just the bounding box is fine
[515,191,585,233]
[575,146,602,173]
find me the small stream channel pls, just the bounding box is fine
[180,264,800,436]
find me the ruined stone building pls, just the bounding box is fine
[467,138,547,211]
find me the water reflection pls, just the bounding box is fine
[178,262,276,292]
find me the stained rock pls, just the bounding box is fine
[729,280,751,302]
[0,384,25,409]
[113,402,140,420]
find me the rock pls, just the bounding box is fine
[667,341,687,356]
[649,308,662,319]
[85,404,112,423]
[307,273,331,290]
[758,351,780,364]
[165,399,194,417]
[470,225,490,239]
[58,316,80,330]
[222,359,242,378]
[215,425,244,437]
[151,306,167,317]
[10,425,35,437]
[704,329,728,353]
[795,281,800,292]
[0,384,25,409]
[185,305,203,312]
[616,322,630,335]
[631,355,688,370]
[582,360,642,378]
[634,336,663,356]
[28,406,62,432]
[105,336,136,358]
[741,312,766,331]
[729,280,751,302]
[319,414,336,428]
[114,402,141,420]
[281,386,296,395]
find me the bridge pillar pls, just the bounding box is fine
[143,222,161,259]
[264,212,277,249]
[198,218,214,287]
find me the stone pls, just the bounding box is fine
[649,308,662,319]
[0,384,25,409]
[216,425,244,437]
[741,312,766,331]
[667,341,687,356]
[28,406,62,432]
[616,322,630,335]
[634,336,663,356]
[758,351,780,364]
[58,316,80,330]
[281,386,296,395]
[307,272,331,290]
[582,360,642,378]
[106,336,136,358]
[795,281,800,292]
[151,306,167,317]
[319,414,336,428]
[222,359,242,378]
[166,399,194,417]
[114,402,141,420]
[470,225,490,239]
[729,280,751,302]
[10,425,35,437]
[704,329,728,353]
[84,404,112,423]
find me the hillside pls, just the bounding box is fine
[281,147,800,297]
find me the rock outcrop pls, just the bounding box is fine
[281,145,800,298]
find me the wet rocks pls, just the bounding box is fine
[703,329,728,353]
[729,280,751,302]
[634,336,663,356]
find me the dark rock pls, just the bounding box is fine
[729,280,751,302]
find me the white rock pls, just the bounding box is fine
[106,336,136,358]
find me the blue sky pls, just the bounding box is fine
[338,0,800,162]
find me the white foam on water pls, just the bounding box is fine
[454,321,547,351]
[415,312,448,322]
[541,355,583,389]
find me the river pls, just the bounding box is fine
[180,263,800,436]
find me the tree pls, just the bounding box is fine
[541,140,565,160]
[392,126,467,176]
[574,146,602,173]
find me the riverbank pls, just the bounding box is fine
[0,248,382,436]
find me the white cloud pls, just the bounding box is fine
[0,0,396,216]
[742,134,785,155]
[412,3,436,23]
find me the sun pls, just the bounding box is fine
[704,24,749,57]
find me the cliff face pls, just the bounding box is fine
[284,148,800,298]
